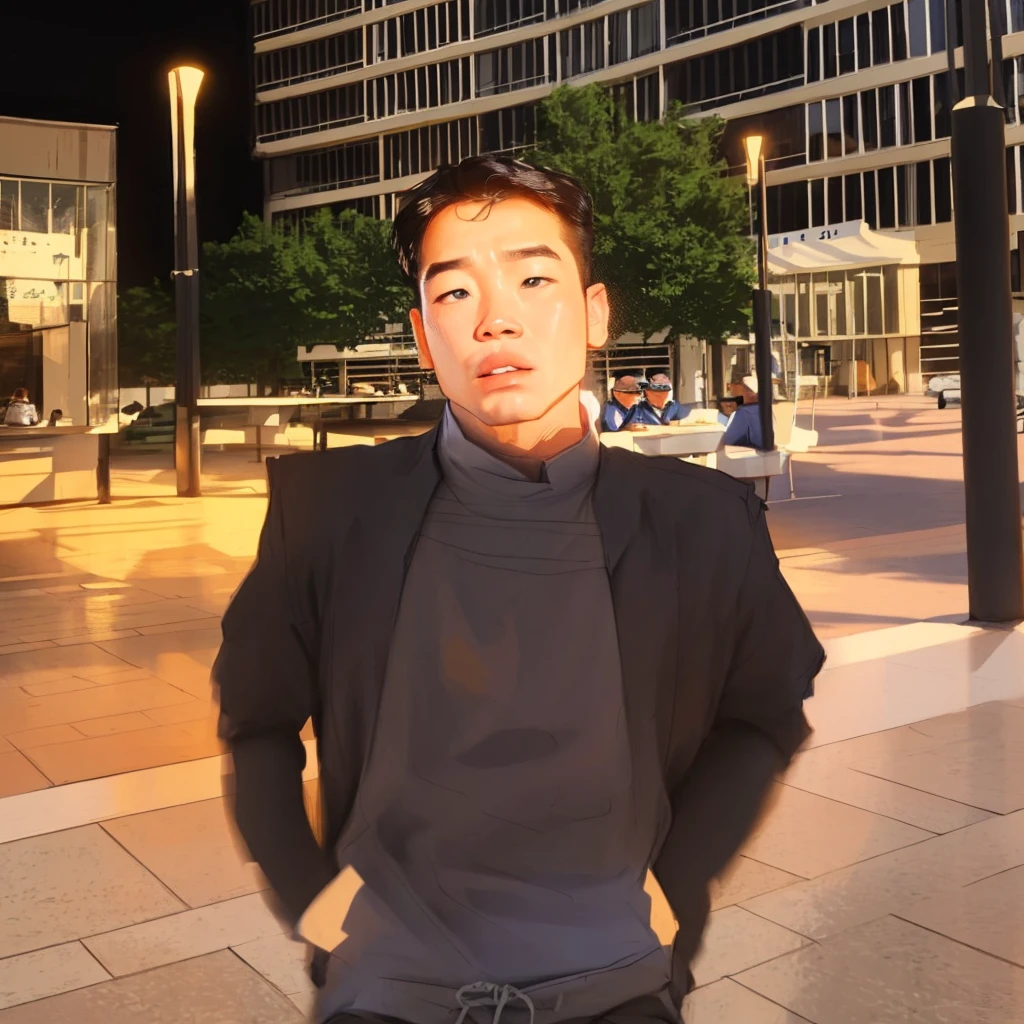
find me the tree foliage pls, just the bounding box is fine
[117,280,176,387]
[199,209,414,388]
[528,84,755,342]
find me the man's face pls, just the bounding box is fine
[409,197,609,428]
[612,378,642,409]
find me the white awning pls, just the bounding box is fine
[767,220,920,275]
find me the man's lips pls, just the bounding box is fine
[476,353,534,378]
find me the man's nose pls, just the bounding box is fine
[475,312,523,341]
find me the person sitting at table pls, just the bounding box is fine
[715,395,738,426]
[720,377,764,450]
[601,373,650,431]
[4,388,39,427]
[643,372,692,425]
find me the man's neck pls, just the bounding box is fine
[448,390,588,483]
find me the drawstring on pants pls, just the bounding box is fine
[454,982,536,1024]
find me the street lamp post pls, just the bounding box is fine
[743,135,775,452]
[946,0,1024,621]
[169,66,204,498]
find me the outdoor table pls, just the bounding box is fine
[599,422,725,457]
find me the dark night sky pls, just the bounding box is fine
[1,2,262,289]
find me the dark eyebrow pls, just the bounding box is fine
[422,245,562,283]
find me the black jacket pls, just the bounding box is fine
[213,420,823,1002]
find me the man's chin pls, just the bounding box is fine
[452,392,550,428]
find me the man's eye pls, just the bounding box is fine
[437,288,469,302]
[523,277,549,288]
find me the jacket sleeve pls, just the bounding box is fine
[653,496,823,998]
[213,457,338,927]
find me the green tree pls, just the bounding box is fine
[117,281,176,402]
[200,210,414,391]
[528,84,755,342]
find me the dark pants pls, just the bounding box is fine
[323,992,682,1024]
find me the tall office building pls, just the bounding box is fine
[250,0,1024,397]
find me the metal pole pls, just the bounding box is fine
[169,67,204,498]
[96,433,111,504]
[949,0,1024,621]
[753,153,775,451]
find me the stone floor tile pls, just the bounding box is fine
[683,979,811,1024]
[0,645,130,688]
[72,712,157,738]
[98,629,221,702]
[0,679,194,735]
[735,915,1024,1024]
[740,783,932,879]
[83,892,285,976]
[4,724,81,750]
[899,864,1024,967]
[53,630,139,647]
[0,942,111,1010]
[23,722,225,785]
[855,732,1024,814]
[0,643,56,657]
[899,700,1024,744]
[20,676,97,697]
[143,699,216,725]
[711,856,805,911]
[101,797,266,907]
[691,907,810,988]
[231,933,314,1007]
[0,752,51,798]
[135,617,220,636]
[781,760,992,833]
[0,736,12,754]
[792,723,941,769]
[0,949,304,1023]
[742,809,1024,941]
[0,824,185,959]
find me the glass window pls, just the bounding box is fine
[809,101,824,161]
[852,270,866,335]
[867,272,883,334]
[1012,0,1024,32]
[862,90,879,150]
[891,3,908,61]
[883,263,900,332]
[813,272,830,335]
[933,156,952,221]
[20,181,49,233]
[857,13,871,69]
[843,94,860,154]
[631,2,660,59]
[934,72,952,137]
[878,165,896,227]
[928,0,946,52]
[50,184,80,237]
[879,84,897,146]
[811,177,825,226]
[838,19,855,74]
[807,26,821,83]
[1008,147,1018,214]
[912,77,933,142]
[830,270,848,335]
[0,179,18,230]
[826,98,842,158]
[797,275,811,337]
[898,81,912,145]
[86,184,114,283]
[609,11,629,65]
[916,160,932,224]
[823,22,837,78]
[907,0,927,56]
[897,163,910,226]
[845,173,863,221]
[827,175,843,224]
[863,169,878,227]
[873,8,891,63]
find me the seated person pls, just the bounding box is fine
[601,374,649,431]
[643,372,692,424]
[720,377,765,450]
[4,388,39,427]
[715,395,739,426]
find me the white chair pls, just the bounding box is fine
[778,425,819,499]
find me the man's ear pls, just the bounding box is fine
[585,282,610,352]
[409,307,434,370]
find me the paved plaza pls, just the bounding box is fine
[1,396,1023,1022]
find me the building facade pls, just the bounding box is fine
[0,116,118,505]
[250,0,1024,398]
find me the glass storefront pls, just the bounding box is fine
[0,174,117,428]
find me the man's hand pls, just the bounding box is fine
[296,865,365,951]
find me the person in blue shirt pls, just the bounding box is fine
[643,373,692,425]
[601,374,648,431]
[721,377,765,450]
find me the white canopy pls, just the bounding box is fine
[767,220,920,275]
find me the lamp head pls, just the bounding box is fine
[743,135,764,186]
[169,65,204,107]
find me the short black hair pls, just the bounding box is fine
[391,155,595,295]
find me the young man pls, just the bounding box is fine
[214,156,823,1024]
[642,373,691,425]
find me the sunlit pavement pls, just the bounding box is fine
[0,397,1023,1021]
